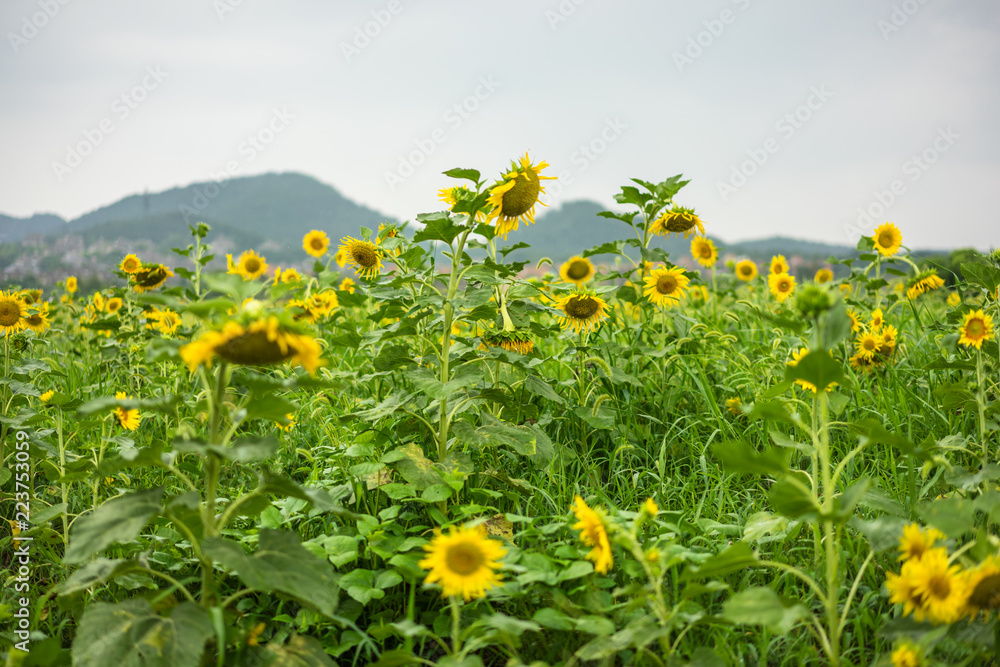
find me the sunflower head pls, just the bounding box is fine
[726,397,743,416]
[959,309,995,349]
[418,525,506,601]
[302,230,330,258]
[227,250,268,281]
[768,272,796,302]
[481,329,534,355]
[555,291,610,334]
[339,236,383,280]
[890,641,923,667]
[690,236,717,268]
[180,317,324,375]
[794,284,833,320]
[947,292,961,307]
[0,291,27,335]
[873,222,903,257]
[898,523,944,563]
[106,297,123,315]
[485,153,554,239]
[559,256,596,287]
[855,330,881,360]
[339,277,356,294]
[23,302,51,333]
[643,266,690,307]
[906,270,945,300]
[132,264,173,293]
[770,255,789,275]
[814,268,834,284]
[735,260,758,282]
[650,206,705,239]
[120,254,142,274]
[20,289,43,305]
[571,496,613,574]
[967,556,1000,620]
[113,391,141,431]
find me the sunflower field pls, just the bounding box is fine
[2,155,1000,667]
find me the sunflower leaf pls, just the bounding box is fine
[442,168,480,183]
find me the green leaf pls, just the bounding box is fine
[413,213,466,244]
[532,608,575,631]
[259,635,338,666]
[523,375,565,405]
[682,542,758,581]
[723,587,808,634]
[65,489,164,564]
[829,477,872,522]
[339,569,384,605]
[961,261,1000,292]
[442,168,480,183]
[203,529,339,617]
[421,484,453,502]
[72,600,212,667]
[819,299,852,349]
[57,558,144,596]
[390,443,443,490]
[711,440,789,477]
[77,394,180,417]
[769,472,821,520]
[479,613,540,637]
[784,350,843,393]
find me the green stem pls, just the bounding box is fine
[437,227,473,463]
[449,596,462,655]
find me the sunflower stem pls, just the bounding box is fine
[437,226,473,465]
[449,596,462,655]
[976,347,988,461]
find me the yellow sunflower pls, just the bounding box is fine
[770,255,789,275]
[131,264,173,293]
[890,641,923,667]
[23,302,51,334]
[735,260,758,282]
[554,291,609,334]
[274,267,302,284]
[148,308,181,336]
[302,230,330,258]
[886,559,926,621]
[485,153,555,239]
[643,266,690,307]
[113,391,141,431]
[228,250,268,281]
[909,548,971,624]
[726,397,743,416]
[339,277,356,294]
[308,291,339,317]
[120,254,142,274]
[481,329,534,355]
[873,222,903,257]
[870,308,885,330]
[649,206,705,239]
[339,236,383,280]
[814,268,834,284]
[105,297,123,316]
[898,523,945,562]
[947,292,961,307]
[690,236,718,268]
[40,389,54,403]
[847,310,862,333]
[19,289,42,305]
[880,324,899,351]
[66,276,78,294]
[559,256,596,287]
[768,272,796,302]
[180,317,324,375]
[958,309,994,349]
[0,291,27,335]
[849,351,876,374]
[906,270,945,300]
[418,524,505,601]
[855,330,881,360]
[966,555,1000,620]
[439,184,485,221]
[571,496,613,574]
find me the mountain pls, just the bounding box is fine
[0,213,66,243]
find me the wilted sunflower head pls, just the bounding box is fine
[132,264,173,293]
[485,153,555,239]
[555,291,610,334]
[481,329,534,355]
[339,236,383,280]
[690,236,717,268]
[120,254,142,274]
[735,260,758,282]
[650,206,705,239]
[302,230,330,258]
[20,289,43,305]
[0,291,27,335]
[873,222,903,257]
[906,269,945,300]
[559,256,595,287]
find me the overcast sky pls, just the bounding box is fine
[2,0,998,250]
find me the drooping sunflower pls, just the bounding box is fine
[481,329,534,355]
[418,524,505,601]
[132,264,173,293]
[339,236,383,280]
[768,272,796,302]
[0,291,27,335]
[302,230,330,258]
[735,260,758,282]
[873,222,903,257]
[485,153,555,240]
[898,523,944,563]
[180,317,324,374]
[909,548,971,624]
[23,302,51,334]
[119,254,142,274]
[554,291,610,334]
[66,276,78,294]
[958,309,995,349]
[690,236,717,268]
[649,206,705,239]
[19,289,42,305]
[571,496,613,574]
[814,268,834,284]
[559,256,596,287]
[855,330,881,360]
[643,266,690,307]
[770,255,789,275]
[906,270,945,300]
[113,391,141,431]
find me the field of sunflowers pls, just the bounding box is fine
[1,155,999,667]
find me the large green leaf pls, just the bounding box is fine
[203,529,339,617]
[769,473,820,520]
[723,587,808,634]
[711,440,789,477]
[64,489,164,564]
[72,600,212,667]
[784,350,844,393]
[961,261,1000,292]
[256,635,338,666]
[682,542,758,581]
[57,558,145,596]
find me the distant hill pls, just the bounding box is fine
[724,236,853,259]
[0,213,66,243]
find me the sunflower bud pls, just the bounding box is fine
[795,284,833,321]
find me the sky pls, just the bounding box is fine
[2,0,998,250]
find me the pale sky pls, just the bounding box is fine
[2,0,998,250]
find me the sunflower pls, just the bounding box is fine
[485,153,554,239]
[641,498,658,517]
[339,237,383,280]
[571,496,613,574]
[275,267,302,284]
[339,277,356,293]
[735,260,758,282]
[869,308,884,330]
[106,297,123,316]
[288,299,319,324]
[905,270,945,300]
[181,317,323,374]
[481,329,534,355]
[40,389,54,403]
[770,255,789,275]
[966,555,1000,620]
[113,391,141,431]
[855,330,881,360]
[947,292,961,307]
[119,254,142,274]
[419,524,505,601]
[898,524,944,562]
[334,248,348,268]
[439,184,484,221]
[690,236,717,268]
[879,324,899,351]
[19,289,42,305]
[0,291,27,335]
[814,268,834,284]
[559,256,596,287]
[726,397,743,416]
[958,309,995,349]
[768,273,796,302]
[308,291,339,317]
[132,264,173,293]
[847,310,862,333]
[643,266,690,307]
[873,222,903,257]
[65,276,78,294]
[649,206,705,239]
[23,303,51,334]
[148,308,181,336]
[302,230,330,258]
[890,641,923,667]
[555,291,609,334]
[909,548,971,624]
[849,351,876,374]
[227,250,268,281]
[886,559,927,621]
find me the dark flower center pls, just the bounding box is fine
[565,297,600,319]
[500,170,541,218]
